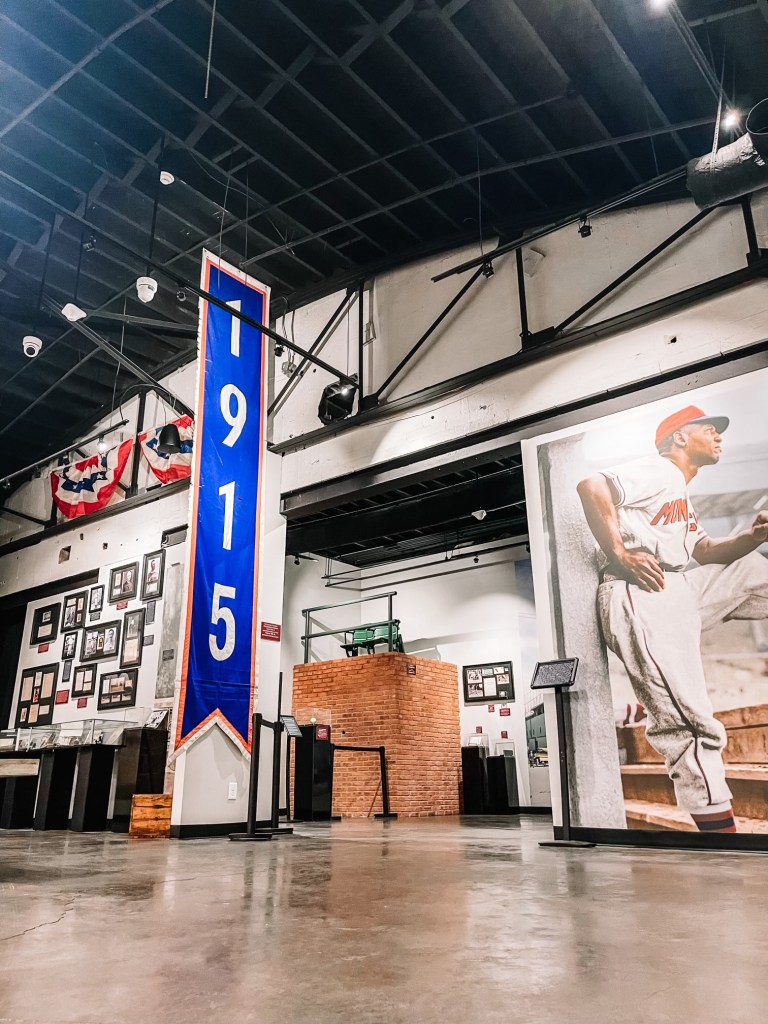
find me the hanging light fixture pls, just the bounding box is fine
[157,422,182,455]
[318,379,357,424]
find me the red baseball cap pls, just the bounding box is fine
[655,405,729,447]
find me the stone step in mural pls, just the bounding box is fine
[621,763,768,819]
[617,704,768,765]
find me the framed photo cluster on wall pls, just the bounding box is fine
[108,563,138,603]
[98,669,138,710]
[30,604,60,646]
[72,665,97,697]
[463,662,515,704]
[62,591,86,629]
[80,621,121,663]
[16,664,58,727]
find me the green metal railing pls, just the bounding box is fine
[300,591,397,663]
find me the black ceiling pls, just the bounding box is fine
[285,451,527,567]
[1,0,767,481]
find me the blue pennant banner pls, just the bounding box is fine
[176,251,269,751]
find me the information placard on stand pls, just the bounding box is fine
[532,659,595,850]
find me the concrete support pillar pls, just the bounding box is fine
[538,434,626,828]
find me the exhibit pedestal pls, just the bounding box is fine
[70,746,115,832]
[34,748,78,830]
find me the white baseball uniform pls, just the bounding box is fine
[595,454,768,814]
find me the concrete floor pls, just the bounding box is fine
[0,816,766,1024]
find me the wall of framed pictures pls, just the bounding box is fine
[8,528,176,730]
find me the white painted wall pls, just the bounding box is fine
[275,193,768,494]
[280,543,548,808]
[2,485,189,731]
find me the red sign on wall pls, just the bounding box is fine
[475,726,483,734]
[77,697,88,709]
[488,704,495,713]
[55,690,69,705]
[406,663,416,676]
[501,731,508,739]
[116,600,128,610]
[38,644,50,653]
[260,622,281,641]
[315,724,330,741]
[499,707,511,717]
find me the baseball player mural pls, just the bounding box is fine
[576,405,768,833]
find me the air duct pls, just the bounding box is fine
[687,100,768,209]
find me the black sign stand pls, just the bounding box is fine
[230,672,294,842]
[533,660,595,850]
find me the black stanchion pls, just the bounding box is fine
[332,744,398,820]
[230,673,294,841]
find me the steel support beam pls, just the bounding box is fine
[545,208,713,339]
[369,264,487,404]
[0,167,356,386]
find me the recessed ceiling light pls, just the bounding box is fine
[159,170,175,185]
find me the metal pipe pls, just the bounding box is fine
[246,712,263,833]
[373,265,486,400]
[687,100,768,209]
[0,418,129,488]
[552,209,712,335]
[301,591,397,615]
[268,288,355,416]
[515,248,530,340]
[432,165,687,282]
[358,279,365,408]
[0,168,356,385]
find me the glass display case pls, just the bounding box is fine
[11,717,140,752]
[0,729,19,751]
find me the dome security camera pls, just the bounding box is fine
[136,276,158,304]
[23,335,42,358]
[471,508,487,521]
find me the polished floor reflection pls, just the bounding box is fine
[0,816,765,1023]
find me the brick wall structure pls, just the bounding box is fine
[292,653,461,818]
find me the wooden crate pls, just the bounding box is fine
[129,794,172,838]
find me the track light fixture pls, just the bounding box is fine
[578,216,592,238]
[481,261,494,279]
[318,376,357,424]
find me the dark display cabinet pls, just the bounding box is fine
[293,724,333,821]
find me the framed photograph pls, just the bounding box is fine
[15,664,58,727]
[72,664,97,697]
[141,549,165,601]
[98,668,138,711]
[62,631,78,661]
[30,603,60,645]
[62,591,87,629]
[62,660,72,683]
[463,662,515,704]
[121,607,145,668]
[80,620,121,663]
[89,585,104,615]
[108,562,138,603]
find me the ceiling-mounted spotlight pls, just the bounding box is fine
[136,276,158,304]
[159,170,175,186]
[723,109,741,130]
[82,236,97,253]
[318,377,357,424]
[471,509,487,521]
[176,288,187,303]
[97,435,108,455]
[61,302,87,322]
[22,335,42,358]
[294,556,300,566]
[481,261,494,279]
[274,342,284,357]
[157,422,182,456]
[473,554,479,564]
[578,216,592,239]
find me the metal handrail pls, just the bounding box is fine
[301,592,398,663]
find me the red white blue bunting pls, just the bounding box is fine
[50,439,133,520]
